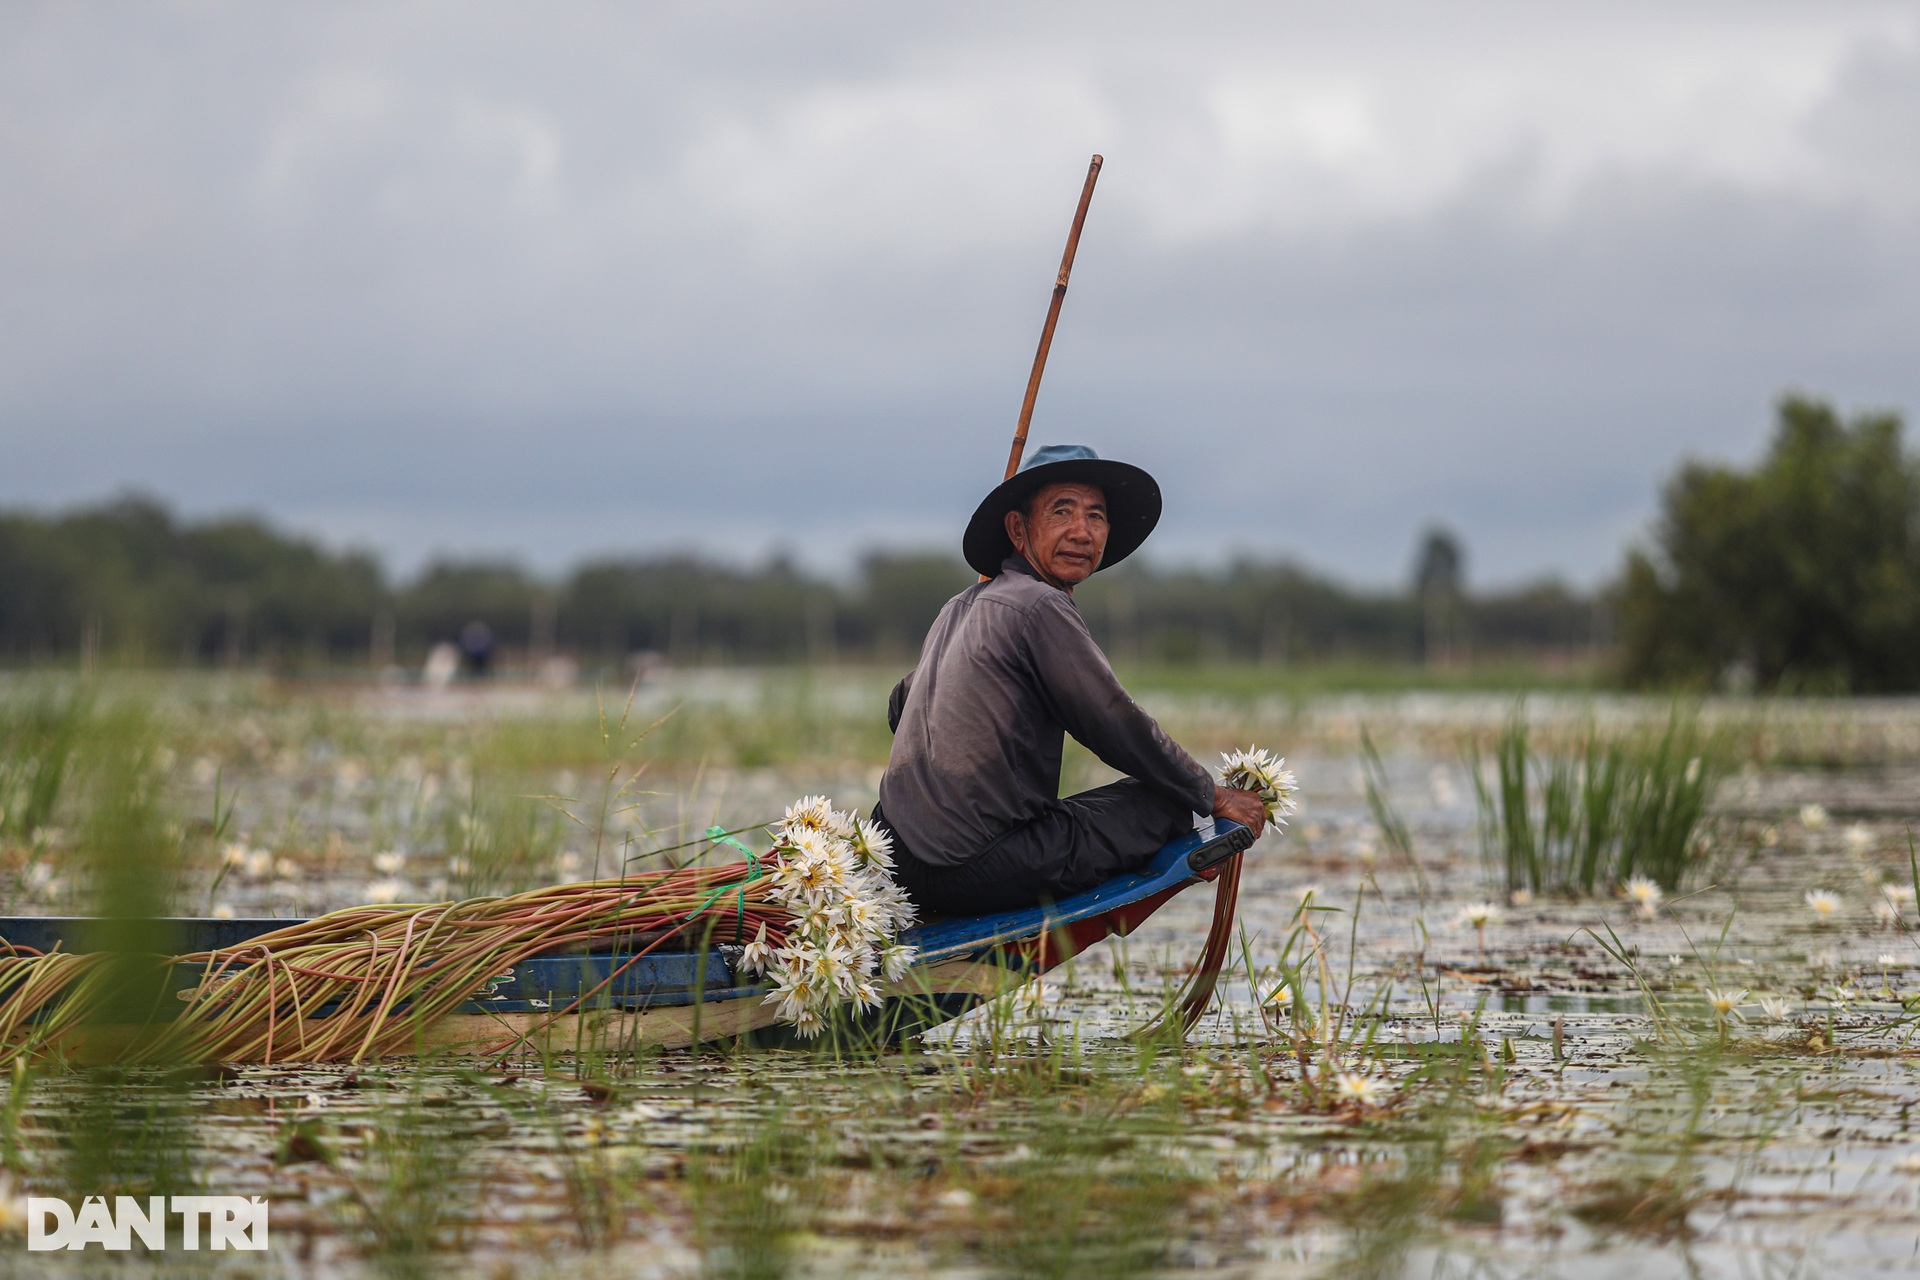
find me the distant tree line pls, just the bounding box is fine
[0,495,1603,672]
[8,392,1907,687]
[1620,394,1920,692]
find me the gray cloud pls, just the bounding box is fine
[4,1,1920,587]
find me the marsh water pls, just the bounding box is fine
[1,672,1917,1278]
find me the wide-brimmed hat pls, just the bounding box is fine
[962,444,1161,578]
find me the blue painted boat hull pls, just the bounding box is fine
[0,820,1253,1054]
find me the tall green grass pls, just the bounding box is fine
[349,1073,486,1276]
[0,685,86,844]
[1474,708,1719,894]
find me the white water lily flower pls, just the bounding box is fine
[1217,747,1300,827]
[778,795,837,840]
[372,851,405,875]
[874,881,918,933]
[1457,901,1500,952]
[1804,890,1842,923]
[1705,988,1747,1019]
[769,951,809,988]
[757,793,921,1033]
[766,978,813,1024]
[785,901,834,937]
[1509,888,1533,907]
[1456,902,1501,929]
[1799,804,1829,830]
[365,878,405,905]
[840,896,884,937]
[1331,1072,1388,1107]
[1758,996,1792,1022]
[1624,875,1663,918]
[740,923,774,975]
[1878,954,1899,969]
[880,945,918,983]
[782,837,854,908]
[810,939,856,993]
[1844,823,1875,853]
[851,818,894,870]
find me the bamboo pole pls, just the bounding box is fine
[1002,154,1103,483]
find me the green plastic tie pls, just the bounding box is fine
[705,826,763,938]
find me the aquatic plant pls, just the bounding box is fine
[1624,874,1663,918]
[345,1073,487,1276]
[1217,745,1299,827]
[0,793,915,1061]
[1,673,1914,1273]
[1359,727,1428,901]
[1704,987,1746,1044]
[740,795,918,1038]
[0,685,87,849]
[1474,707,1719,895]
[690,1109,818,1280]
[1454,901,1500,952]
[1242,885,1404,1112]
[1331,1070,1388,1108]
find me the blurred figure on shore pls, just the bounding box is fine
[459,620,495,677]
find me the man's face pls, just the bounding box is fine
[1004,481,1109,588]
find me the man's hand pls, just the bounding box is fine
[1211,784,1267,839]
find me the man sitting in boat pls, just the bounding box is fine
[875,444,1269,916]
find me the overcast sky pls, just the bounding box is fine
[5,2,1920,588]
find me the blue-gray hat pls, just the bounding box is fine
[962,444,1162,577]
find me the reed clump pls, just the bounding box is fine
[347,1074,488,1276]
[0,685,86,849]
[1474,708,1720,896]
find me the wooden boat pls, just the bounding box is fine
[0,819,1252,1058]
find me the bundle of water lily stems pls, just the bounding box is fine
[0,796,917,1065]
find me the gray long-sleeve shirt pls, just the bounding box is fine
[877,555,1214,867]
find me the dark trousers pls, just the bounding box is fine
[878,778,1195,918]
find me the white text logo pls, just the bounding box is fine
[26,1196,268,1251]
